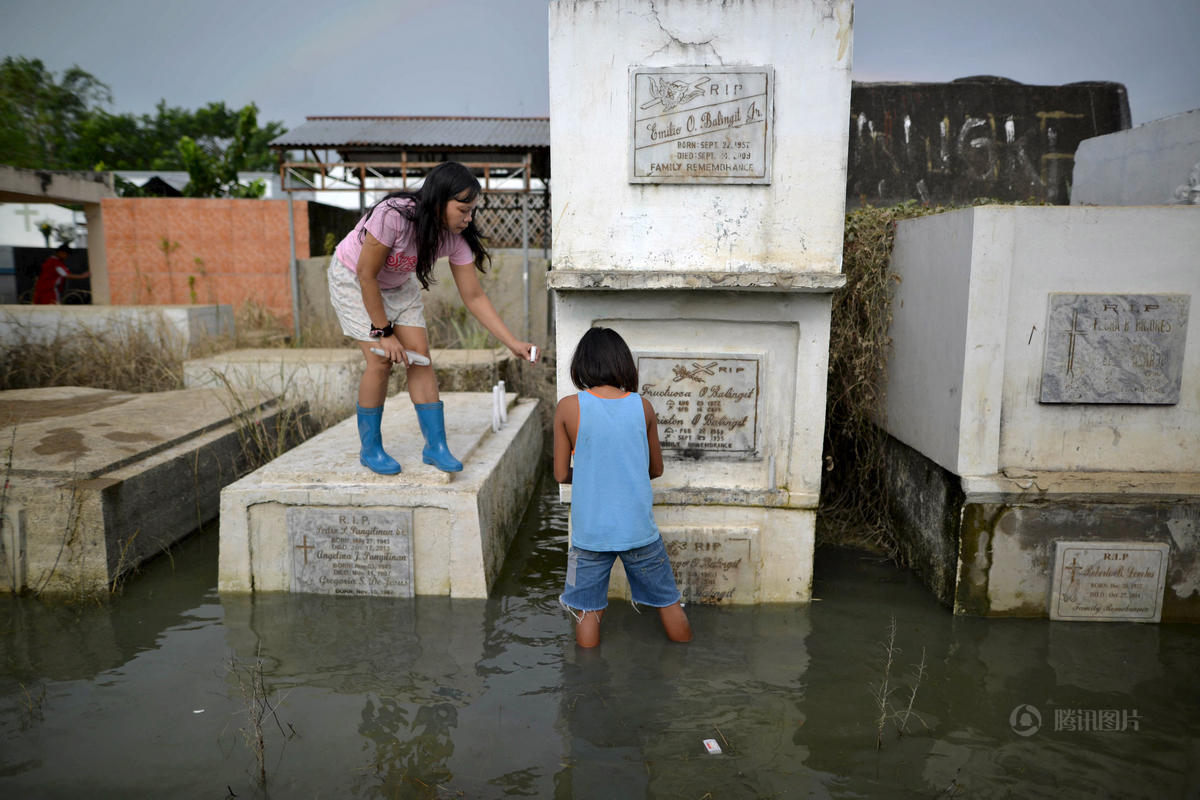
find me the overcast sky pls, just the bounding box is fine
[2,0,1197,130]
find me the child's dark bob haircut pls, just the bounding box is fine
[569,327,639,393]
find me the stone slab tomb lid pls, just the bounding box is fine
[1,386,275,480]
[232,391,516,490]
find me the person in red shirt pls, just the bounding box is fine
[32,246,89,304]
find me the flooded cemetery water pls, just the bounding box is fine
[2,475,1199,799]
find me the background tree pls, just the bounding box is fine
[0,56,112,168]
[0,55,285,197]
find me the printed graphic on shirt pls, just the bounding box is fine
[384,252,418,272]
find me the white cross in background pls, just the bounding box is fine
[13,204,38,231]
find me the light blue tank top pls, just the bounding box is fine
[570,391,659,552]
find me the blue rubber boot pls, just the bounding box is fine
[356,404,402,474]
[415,401,463,472]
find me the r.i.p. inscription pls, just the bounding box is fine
[630,66,773,184]
[1050,540,1169,622]
[287,507,414,597]
[663,527,757,605]
[637,353,760,457]
[1040,293,1189,404]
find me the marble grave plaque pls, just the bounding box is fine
[630,66,773,184]
[1050,540,1169,622]
[1040,293,1189,404]
[288,507,414,597]
[662,526,758,605]
[637,353,760,457]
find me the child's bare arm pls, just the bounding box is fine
[553,396,578,483]
[643,397,664,479]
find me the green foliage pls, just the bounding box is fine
[177,104,276,197]
[111,173,148,197]
[0,55,285,197]
[177,136,221,197]
[0,56,111,168]
[77,99,284,177]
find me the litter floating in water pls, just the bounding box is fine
[703,738,722,754]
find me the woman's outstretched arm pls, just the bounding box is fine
[449,261,537,361]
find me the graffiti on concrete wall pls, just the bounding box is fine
[847,79,1131,207]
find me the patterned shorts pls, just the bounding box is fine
[327,254,425,341]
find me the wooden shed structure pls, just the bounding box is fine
[269,115,550,248]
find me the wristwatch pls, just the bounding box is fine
[369,323,394,339]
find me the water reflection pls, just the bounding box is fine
[1,477,1198,799]
[802,549,1200,798]
[2,526,220,686]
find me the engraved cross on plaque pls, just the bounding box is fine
[295,535,315,564]
[1063,555,1082,585]
[1065,310,1086,375]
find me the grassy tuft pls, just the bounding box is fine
[819,198,1040,557]
[0,320,185,393]
[819,201,951,555]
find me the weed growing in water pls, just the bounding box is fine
[228,646,296,788]
[869,614,928,750]
[17,682,47,730]
[0,429,15,590]
[872,615,899,750]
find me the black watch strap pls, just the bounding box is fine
[369,323,394,339]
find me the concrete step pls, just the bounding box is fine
[218,392,543,599]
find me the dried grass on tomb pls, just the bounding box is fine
[819,200,995,558]
[0,321,186,394]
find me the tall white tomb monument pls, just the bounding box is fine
[548,0,853,602]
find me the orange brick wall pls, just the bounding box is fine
[101,198,310,325]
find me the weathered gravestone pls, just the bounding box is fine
[288,508,414,598]
[219,393,542,599]
[878,205,1200,621]
[1040,293,1189,404]
[1050,541,1170,623]
[549,0,853,603]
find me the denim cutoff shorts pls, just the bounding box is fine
[560,536,681,612]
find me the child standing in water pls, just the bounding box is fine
[554,327,692,648]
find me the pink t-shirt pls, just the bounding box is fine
[334,199,474,290]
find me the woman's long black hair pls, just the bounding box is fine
[357,161,490,289]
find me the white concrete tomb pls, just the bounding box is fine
[881,205,1200,621]
[218,393,542,598]
[548,0,853,604]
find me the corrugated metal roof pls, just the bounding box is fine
[270,116,550,149]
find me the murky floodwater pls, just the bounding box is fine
[3,475,1198,799]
